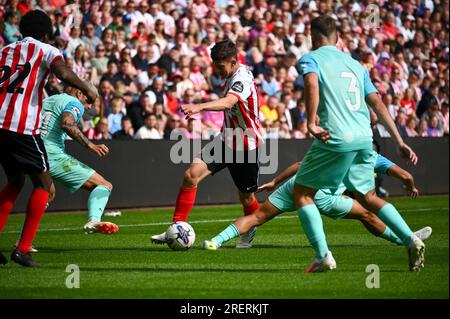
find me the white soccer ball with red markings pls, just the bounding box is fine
[165,222,196,251]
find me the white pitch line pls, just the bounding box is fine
[2,207,448,234]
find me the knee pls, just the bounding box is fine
[48,184,56,203]
[253,211,266,225]
[361,190,377,206]
[239,192,255,206]
[99,179,113,192]
[183,169,199,187]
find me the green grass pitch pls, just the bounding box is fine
[0,195,448,299]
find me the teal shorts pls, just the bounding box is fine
[268,178,353,219]
[48,152,95,193]
[295,143,377,195]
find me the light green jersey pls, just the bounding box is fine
[298,46,378,152]
[40,93,85,153]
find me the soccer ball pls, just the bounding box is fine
[165,222,196,251]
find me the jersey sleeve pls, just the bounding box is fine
[297,54,319,76]
[374,153,396,174]
[363,69,378,97]
[42,44,63,69]
[62,100,85,123]
[227,75,252,101]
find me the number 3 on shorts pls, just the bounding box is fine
[341,71,361,111]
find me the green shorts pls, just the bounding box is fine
[48,152,95,193]
[268,178,353,219]
[295,143,376,195]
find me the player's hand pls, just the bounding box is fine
[398,143,418,165]
[403,185,419,199]
[89,143,109,157]
[308,124,331,143]
[181,104,202,119]
[84,86,99,104]
[257,180,276,193]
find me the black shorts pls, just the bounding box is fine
[199,137,259,194]
[0,129,49,175]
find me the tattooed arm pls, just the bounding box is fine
[61,112,109,157]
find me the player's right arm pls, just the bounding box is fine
[387,165,419,199]
[299,55,331,143]
[375,153,418,199]
[61,112,109,157]
[51,59,99,104]
[258,162,301,192]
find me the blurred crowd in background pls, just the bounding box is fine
[0,0,448,140]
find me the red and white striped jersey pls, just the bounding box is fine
[0,37,62,135]
[221,65,263,151]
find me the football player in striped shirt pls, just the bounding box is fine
[0,10,98,268]
[151,40,263,247]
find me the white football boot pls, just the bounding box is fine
[408,234,425,272]
[236,226,257,248]
[151,231,167,244]
[414,226,432,242]
[304,251,337,273]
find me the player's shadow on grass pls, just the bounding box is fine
[247,244,386,249]
[34,247,168,253]
[47,266,304,273]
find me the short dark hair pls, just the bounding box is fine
[210,39,238,62]
[19,10,53,40]
[311,15,336,38]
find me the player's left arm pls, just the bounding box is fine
[364,70,417,165]
[375,153,419,199]
[258,162,301,193]
[61,112,109,157]
[386,165,419,199]
[180,94,238,119]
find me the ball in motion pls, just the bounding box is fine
[165,222,196,251]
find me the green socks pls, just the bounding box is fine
[379,226,403,245]
[377,203,413,246]
[298,204,329,259]
[212,224,240,247]
[87,185,111,222]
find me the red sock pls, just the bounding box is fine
[173,186,197,222]
[18,189,49,254]
[0,184,21,233]
[243,198,259,216]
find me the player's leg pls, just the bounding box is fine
[293,183,336,272]
[235,191,259,248]
[151,160,216,244]
[204,199,282,250]
[10,132,51,268]
[293,146,356,272]
[227,149,260,248]
[48,182,56,204]
[173,160,213,222]
[315,190,403,245]
[0,173,25,266]
[12,170,51,268]
[345,149,425,271]
[344,199,404,245]
[81,172,118,235]
[0,174,25,234]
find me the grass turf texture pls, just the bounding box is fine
[0,195,448,299]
